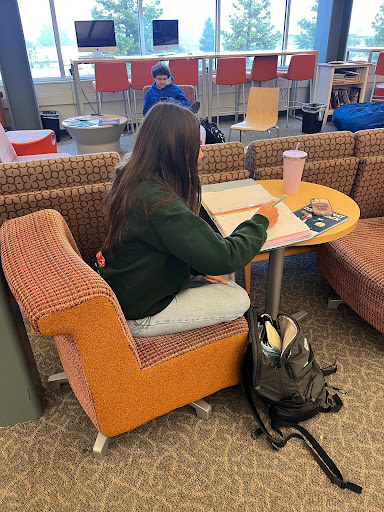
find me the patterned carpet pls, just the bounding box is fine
[1,251,384,512]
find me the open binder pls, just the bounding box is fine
[201,180,312,251]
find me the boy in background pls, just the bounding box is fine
[143,62,200,116]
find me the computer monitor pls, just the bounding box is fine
[152,20,179,53]
[74,20,117,53]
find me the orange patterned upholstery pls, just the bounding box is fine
[198,142,249,183]
[245,131,358,195]
[317,218,384,335]
[0,209,249,440]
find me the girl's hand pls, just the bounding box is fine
[257,201,279,229]
[205,275,230,285]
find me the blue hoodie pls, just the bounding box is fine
[143,76,191,116]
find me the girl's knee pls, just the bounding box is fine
[228,284,250,315]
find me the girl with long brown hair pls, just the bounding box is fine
[97,102,278,337]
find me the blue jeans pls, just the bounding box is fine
[127,274,250,337]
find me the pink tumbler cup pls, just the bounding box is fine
[282,149,307,194]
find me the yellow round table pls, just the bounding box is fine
[243,180,360,318]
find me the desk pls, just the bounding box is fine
[242,180,360,319]
[345,46,384,62]
[70,53,208,117]
[71,49,319,121]
[205,49,319,122]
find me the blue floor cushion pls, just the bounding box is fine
[332,101,384,132]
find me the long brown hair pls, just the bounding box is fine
[103,102,202,255]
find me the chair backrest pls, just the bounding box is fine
[215,57,246,85]
[198,141,249,184]
[245,87,279,126]
[0,182,111,267]
[375,52,384,77]
[0,123,17,163]
[143,84,195,105]
[286,53,317,81]
[94,62,130,93]
[130,60,159,90]
[250,55,278,82]
[169,59,199,86]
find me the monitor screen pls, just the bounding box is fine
[74,20,117,53]
[152,20,179,52]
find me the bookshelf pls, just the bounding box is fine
[313,62,372,124]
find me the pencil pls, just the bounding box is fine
[269,195,287,208]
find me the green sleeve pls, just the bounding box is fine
[150,197,269,275]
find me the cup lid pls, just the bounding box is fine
[283,149,308,159]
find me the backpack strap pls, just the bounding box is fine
[273,420,362,494]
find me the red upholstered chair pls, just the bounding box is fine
[370,52,384,102]
[143,84,195,106]
[277,53,317,127]
[169,59,199,101]
[92,62,133,128]
[130,60,159,126]
[0,123,70,163]
[6,129,58,156]
[246,55,278,87]
[211,57,246,126]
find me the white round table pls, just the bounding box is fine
[62,115,127,154]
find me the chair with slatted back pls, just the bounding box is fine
[169,59,199,101]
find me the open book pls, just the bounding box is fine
[201,180,312,251]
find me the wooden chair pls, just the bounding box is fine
[0,209,249,459]
[228,87,279,142]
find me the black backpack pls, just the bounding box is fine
[240,307,362,494]
[200,117,226,144]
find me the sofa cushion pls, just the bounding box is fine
[354,127,384,158]
[0,152,119,195]
[350,155,384,218]
[245,131,355,174]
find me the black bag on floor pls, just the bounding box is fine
[200,117,225,144]
[240,307,362,494]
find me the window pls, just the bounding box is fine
[142,0,216,54]
[220,0,285,51]
[285,0,318,51]
[348,0,384,62]
[14,0,323,81]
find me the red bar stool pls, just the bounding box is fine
[130,60,159,126]
[277,53,317,126]
[211,57,246,126]
[169,59,199,101]
[92,62,133,128]
[246,55,278,87]
[370,52,384,102]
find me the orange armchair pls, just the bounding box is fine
[0,209,249,459]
